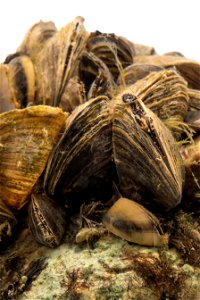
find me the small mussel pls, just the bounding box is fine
[103,198,168,246]
[28,193,67,248]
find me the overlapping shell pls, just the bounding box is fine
[44,93,184,211]
[0,16,199,248]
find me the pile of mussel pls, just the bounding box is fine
[0,17,199,248]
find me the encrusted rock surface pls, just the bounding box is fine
[0,211,199,300]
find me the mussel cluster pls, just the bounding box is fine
[0,17,199,248]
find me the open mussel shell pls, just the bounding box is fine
[134,55,200,89]
[28,193,67,248]
[78,50,116,99]
[0,105,68,209]
[35,16,89,107]
[103,198,168,246]
[45,94,184,212]
[86,31,134,81]
[0,199,17,242]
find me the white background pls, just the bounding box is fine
[0,0,200,62]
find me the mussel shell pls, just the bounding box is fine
[35,16,89,107]
[103,197,168,246]
[134,55,200,89]
[28,193,67,248]
[59,77,86,113]
[45,94,184,211]
[5,54,35,108]
[86,31,134,80]
[17,20,57,61]
[44,96,114,204]
[117,63,163,86]
[78,51,116,99]
[118,69,189,123]
[113,96,184,210]
[0,106,68,209]
[0,64,18,113]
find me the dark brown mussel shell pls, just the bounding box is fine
[4,53,36,108]
[86,31,134,81]
[113,93,184,210]
[44,94,184,212]
[78,51,116,99]
[44,96,114,205]
[28,193,67,248]
[59,76,86,113]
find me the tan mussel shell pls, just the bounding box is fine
[103,198,168,247]
[134,55,200,89]
[16,20,57,62]
[0,105,68,209]
[34,16,89,107]
[0,64,18,113]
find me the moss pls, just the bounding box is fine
[122,248,189,300]
[96,285,125,300]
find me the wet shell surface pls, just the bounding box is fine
[0,106,68,209]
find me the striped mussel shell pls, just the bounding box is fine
[78,50,116,99]
[4,53,36,108]
[28,193,67,248]
[34,16,89,107]
[16,20,57,62]
[134,54,200,90]
[86,31,135,81]
[44,91,184,211]
[0,105,68,210]
[118,69,189,121]
[117,69,189,138]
